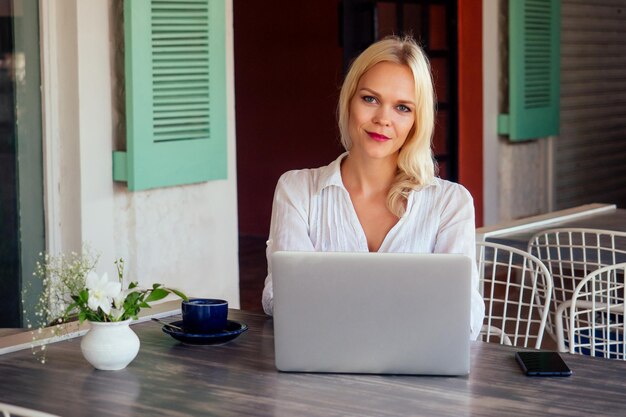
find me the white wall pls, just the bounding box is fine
[40,0,240,307]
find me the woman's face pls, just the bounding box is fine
[347,61,416,162]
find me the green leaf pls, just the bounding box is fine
[168,288,188,301]
[144,288,168,303]
[79,289,89,303]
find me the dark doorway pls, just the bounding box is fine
[0,0,45,327]
[233,1,344,311]
[0,4,20,326]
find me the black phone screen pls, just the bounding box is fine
[515,351,572,376]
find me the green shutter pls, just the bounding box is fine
[113,0,227,191]
[498,0,560,141]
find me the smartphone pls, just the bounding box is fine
[515,351,572,376]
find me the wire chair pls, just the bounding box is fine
[555,262,626,359]
[476,241,553,349]
[527,228,626,343]
[0,403,60,417]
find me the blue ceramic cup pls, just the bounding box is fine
[181,298,228,334]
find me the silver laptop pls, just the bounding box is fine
[272,251,472,375]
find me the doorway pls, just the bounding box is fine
[0,0,45,327]
[233,0,344,311]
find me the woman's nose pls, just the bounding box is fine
[373,107,391,126]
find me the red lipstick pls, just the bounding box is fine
[367,131,390,142]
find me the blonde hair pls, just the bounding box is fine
[337,36,436,218]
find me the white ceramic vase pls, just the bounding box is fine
[80,319,140,371]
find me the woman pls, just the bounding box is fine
[262,36,484,340]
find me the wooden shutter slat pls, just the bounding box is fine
[153,104,209,112]
[154,133,208,141]
[154,110,209,117]
[153,33,208,39]
[153,0,206,3]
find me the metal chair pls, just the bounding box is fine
[555,262,626,359]
[528,228,626,343]
[476,241,553,349]
[0,403,60,417]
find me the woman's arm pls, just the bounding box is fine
[433,185,485,341]
[262,172,315,315]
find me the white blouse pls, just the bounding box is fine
[263,153,485,340]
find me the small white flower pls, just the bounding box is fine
[113,290,126,310]
[85,272,122,316]
[110,307,125,321]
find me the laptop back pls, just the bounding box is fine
[272,251,471,375]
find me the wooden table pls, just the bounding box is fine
[1,310,626,417]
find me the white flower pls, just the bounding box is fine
[113,291,125,310]
[110,307,125,321]
[110,291,127,321]
[85,272,122,316]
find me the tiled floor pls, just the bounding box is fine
[238,235,267,312]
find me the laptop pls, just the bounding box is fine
[272,251,472,375]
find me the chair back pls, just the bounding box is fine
[476,242,553,349]
[558,262,626,359]
[528,228,626,340]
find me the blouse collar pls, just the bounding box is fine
[315,151,440,196]
[315,152,349,195]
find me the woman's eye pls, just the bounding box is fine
[363,96,377,104]
[397,104,411,113]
